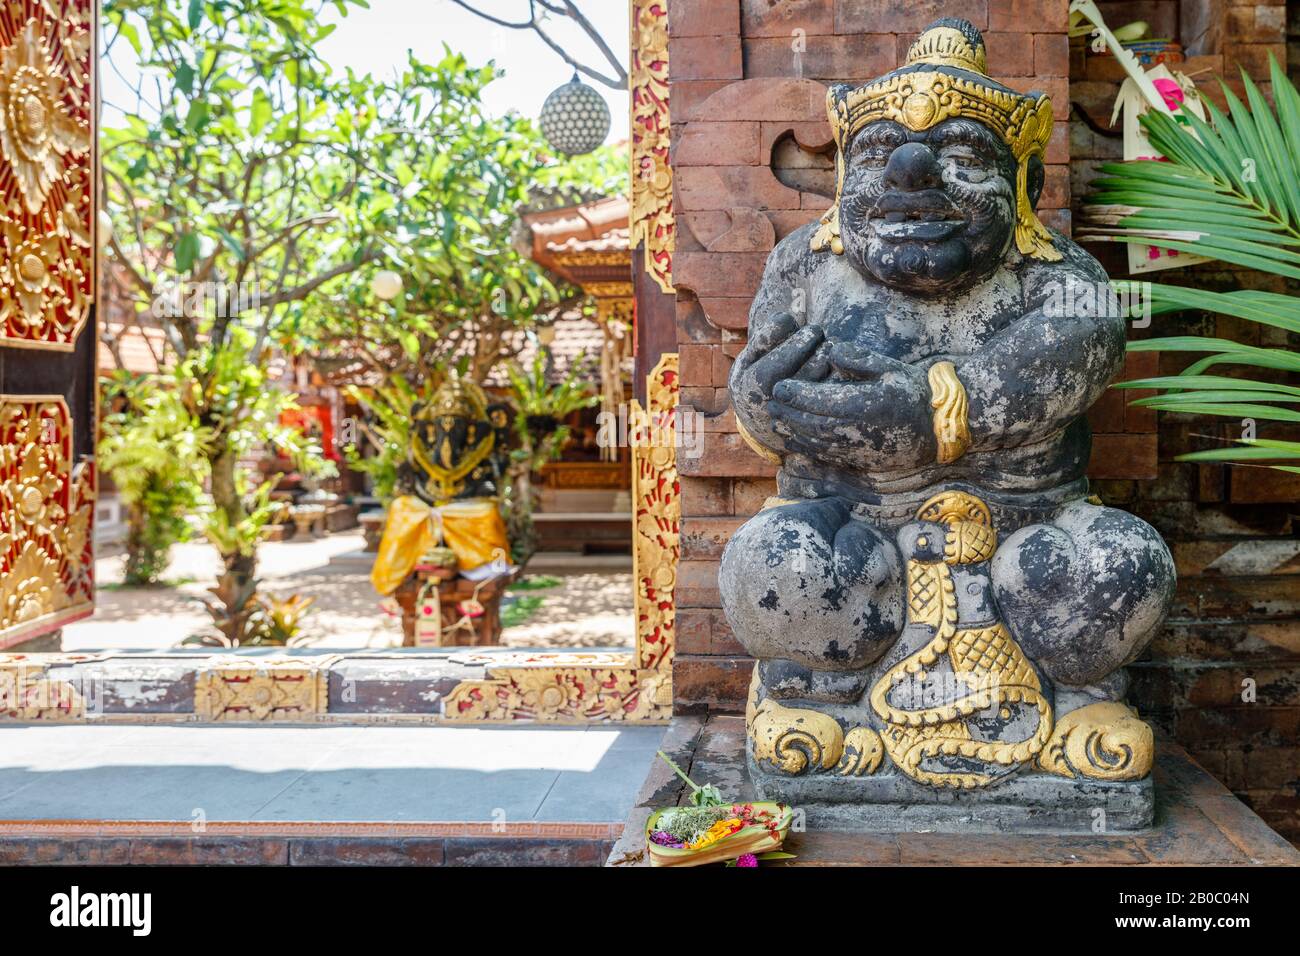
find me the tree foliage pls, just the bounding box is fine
[98,372,207,586]
[100,0,624,630]
[101,0,369,637]
[297,52,624,388]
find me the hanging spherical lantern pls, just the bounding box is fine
[370,269,403,301]
[538,73,610,156]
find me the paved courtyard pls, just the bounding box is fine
[62,533,635,652]
[0,724,664,823]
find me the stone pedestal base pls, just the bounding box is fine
[747,754,1153,833]
[607,716,1300,866]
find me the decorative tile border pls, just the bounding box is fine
[0,647,657,725]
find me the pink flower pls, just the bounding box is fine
[735,853,758,867]
[1151,77,1185,111]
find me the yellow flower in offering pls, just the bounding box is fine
[687,818,744,851]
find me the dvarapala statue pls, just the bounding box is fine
[720,20,1175,830]
[371,376,512,598]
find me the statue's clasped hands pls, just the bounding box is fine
[733,312,938,469]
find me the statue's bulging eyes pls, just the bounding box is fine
[859,149,890,171]
[940,147,990,169]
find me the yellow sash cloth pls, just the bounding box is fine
[370,495,509,596]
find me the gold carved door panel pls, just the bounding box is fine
[0,0,96,648]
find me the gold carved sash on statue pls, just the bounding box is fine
[869,490,1053,788]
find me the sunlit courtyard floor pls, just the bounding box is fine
[0,724,664,824]
[62,533,635,652]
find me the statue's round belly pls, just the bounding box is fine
[776,413,1090,517]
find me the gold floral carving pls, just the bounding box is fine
[441,665,671,723]
[584,280,635,300]
[0,2,94,350]
[630,0,673,293]
[551,250,630,269]
[194,657,336,722]
[1036,701,1154,781]
[0,396,94,646]
[630,352,679,673]
[0,654,92,719]
[750,695,844,774]
[440,354,679,723]
[594,295,633,325]
[838,726,885,776]
[744,665,882,777]
[870,490,1054,788]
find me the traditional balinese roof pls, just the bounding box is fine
[515,195,631,292]
[485,310,623,388]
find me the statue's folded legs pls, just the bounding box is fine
[719,19,1175,831]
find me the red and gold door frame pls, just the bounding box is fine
[0,0,98,649]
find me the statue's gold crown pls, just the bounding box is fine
[812,19,1061,262]
[905,24,987,74]
[422,376,488,421]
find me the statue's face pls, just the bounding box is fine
[838,118,1020,296]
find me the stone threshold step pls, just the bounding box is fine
[0,821,619,866]
[0,649,658,725]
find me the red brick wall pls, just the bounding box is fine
[1067,0,1299,842]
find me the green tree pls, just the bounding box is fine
[101,0,365,639]
[98,372,206,586]
[298,52,624,388]
[102,0,624,630]
[293,56,622,542]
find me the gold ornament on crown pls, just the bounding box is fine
[0,396,94,646]
[629,0,673,293]
[0,2,94,350]
[811,23,1060,263]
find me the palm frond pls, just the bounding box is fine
[1176,438,1300,468]
[1081,56,1300,473]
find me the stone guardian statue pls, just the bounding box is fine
[720,19,1175,830]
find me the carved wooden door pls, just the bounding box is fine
[0,1,96,649]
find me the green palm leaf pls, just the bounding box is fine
[1080,55,1300,473]
[1176,438,1300,467]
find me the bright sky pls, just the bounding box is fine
[101,0,630,144]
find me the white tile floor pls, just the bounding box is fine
[0,724,665,823]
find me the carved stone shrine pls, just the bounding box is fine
[720,20,1175,832]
